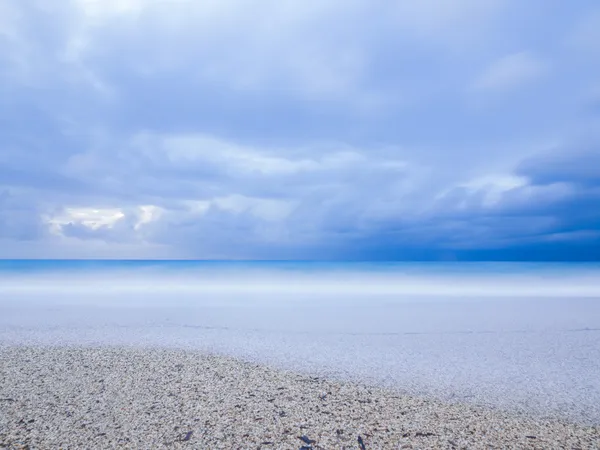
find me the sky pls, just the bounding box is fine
[0,0,599,260]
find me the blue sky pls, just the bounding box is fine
[0,0,599,259]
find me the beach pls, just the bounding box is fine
[2,263,600,448]
[1,346,599,449]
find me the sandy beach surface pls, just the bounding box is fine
[1,346,598,449]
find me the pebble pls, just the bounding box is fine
[0,346,599,449]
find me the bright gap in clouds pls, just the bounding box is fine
[47,208,125,231]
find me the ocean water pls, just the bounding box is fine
[1,260,600,423]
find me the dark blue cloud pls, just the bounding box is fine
[341,149,600,260]
[517,149,600,187]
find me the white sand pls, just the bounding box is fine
[1,346,599,449]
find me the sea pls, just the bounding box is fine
[1,260,600,423]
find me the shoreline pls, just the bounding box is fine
[1,345,599,449]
